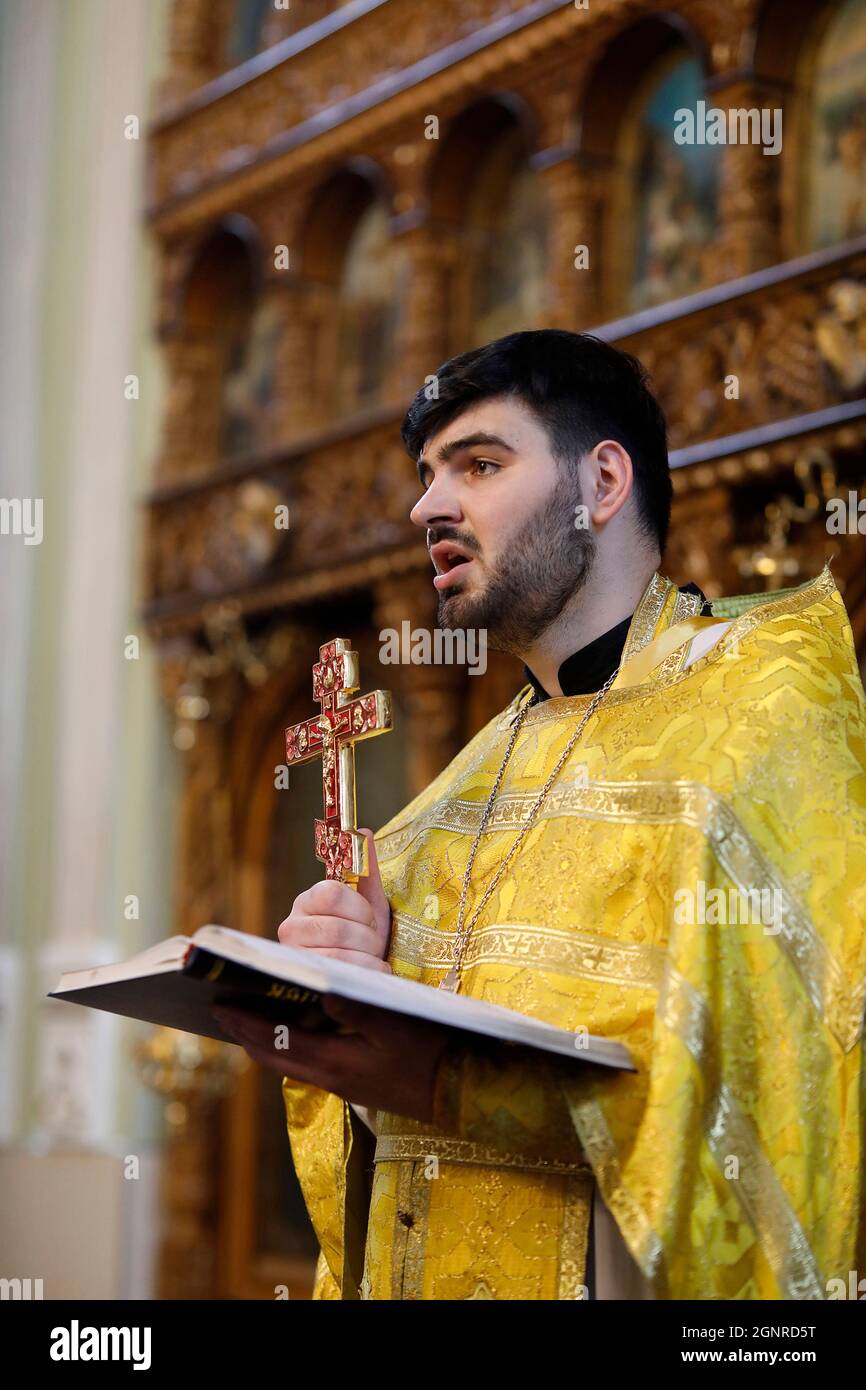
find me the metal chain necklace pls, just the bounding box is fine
[439,665,621,992]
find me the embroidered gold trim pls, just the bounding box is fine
[659,965,825,1300]
[656,587,707,679]
[391,910,665,989]
[390,1163,414,1300]
[673,587,706,623]
[390,1161,432,1300]
[374,1132,594,1175]
[566,1094,668,1293]
[621,572,675,664]
[710,564,834,620]
[558,1174,595,1299]
[402,1163,431,1301]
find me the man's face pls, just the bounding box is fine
[409,396,595,654]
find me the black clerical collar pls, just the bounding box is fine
[523,616,631,701]
[523,583,710,701]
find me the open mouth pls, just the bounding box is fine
[433,560,474,591]
[430,541,477,591]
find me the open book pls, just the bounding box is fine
[49,924,635,1071]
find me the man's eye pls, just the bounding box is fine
[471,459,499,475]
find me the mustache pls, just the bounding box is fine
[426,525,481,556]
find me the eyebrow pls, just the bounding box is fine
[416,432,516,483]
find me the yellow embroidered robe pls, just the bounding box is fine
[283,567,866,1300]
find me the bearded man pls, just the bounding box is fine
[216,329,866,1301]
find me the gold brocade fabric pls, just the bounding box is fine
[283,566,866,1299]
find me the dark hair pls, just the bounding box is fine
[401,329,672,553]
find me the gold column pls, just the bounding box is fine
[154,337,224,485]
[157,0,214,109]
[713,78,785,279]
[389,220,460,401]
[267,272,323,444]
[535,155,603,331]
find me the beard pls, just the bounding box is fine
[435,470,596,654]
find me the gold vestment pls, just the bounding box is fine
[283,567,866,1299]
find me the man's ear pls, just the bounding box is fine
[585,439,634,527]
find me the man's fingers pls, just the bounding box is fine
[354,829,392,942]
[277,913,385,956]
[292,877,376,927]
[320,994,378,1028]
[212,1002,447,1122]
[213,1005,368,1074]
[278,838,392,966]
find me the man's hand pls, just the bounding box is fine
[277,827,392,972]
[222,828,443,1116]
[212,997,450,1124]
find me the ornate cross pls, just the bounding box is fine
[285,638,393,884]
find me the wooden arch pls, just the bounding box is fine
[574,12,717,319]
[178,214,264,330]
[297,160,394,285]
[427,93,539,229]
[750,0,866,258]
[576,12,710,162]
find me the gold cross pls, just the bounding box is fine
[285,638,392,884]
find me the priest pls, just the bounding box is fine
[215,329,866,1300]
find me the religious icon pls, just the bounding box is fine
[808,0,866,249]
[335,203,408,415]
[219,297,282,459]
[285,639,393,884]
[468,131,550,345]
[630,55,719,311]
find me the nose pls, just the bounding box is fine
[409,473,463,530]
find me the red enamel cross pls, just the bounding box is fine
[285,638,393,883]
